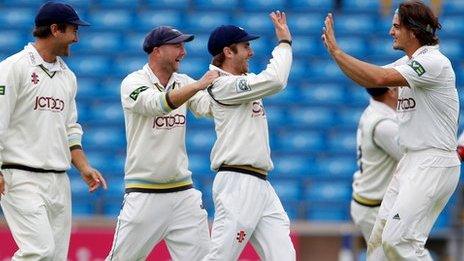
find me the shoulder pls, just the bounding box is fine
[173,72,195,85]
[122,69,150,86]
[0,49,29,70]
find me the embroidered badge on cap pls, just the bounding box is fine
[235,78,251,93]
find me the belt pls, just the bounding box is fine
[352,193,382,208]
[218,164,267,180]
[125,184,193,194]
[1,164,66,174]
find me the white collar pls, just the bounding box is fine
[24,43,67,72]
[143,64,179,90]
[410,45,439,60]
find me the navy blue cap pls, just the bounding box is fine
[366,87,389,97]
[208,25,260,56]
[143,26,194,54]
[35,1,90,27]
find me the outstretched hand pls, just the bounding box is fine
[321,13,340,55]
[270,11,292,42]
[80,167,107,192]
[198,70,220,90]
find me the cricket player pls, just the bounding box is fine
[106,26,218,260]
[203,11,295,260]
[351,87,401,244]
[322,1,460,259]
[0,1,107,260]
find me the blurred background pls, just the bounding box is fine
[0,0,463,260]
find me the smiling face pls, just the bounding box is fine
[53,24,78,57]
[156,43,186,73]
[389,13,414,51]
[229,42,253,75]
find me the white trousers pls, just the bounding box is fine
[106,188,210,261]
[0,169,71,261]
[367,149,460,260]
[204,171,296,261]
[350,200,379,243]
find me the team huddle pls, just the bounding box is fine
[0,0,460,261]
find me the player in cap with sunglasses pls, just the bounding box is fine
[106,26,218,260]
[0,1,107,259]
[203,11,295,260]
[322,1,460,259]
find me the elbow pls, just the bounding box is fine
[368,75,388,88]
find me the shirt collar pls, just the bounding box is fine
[143,63,179,90]
[24,43,67,72]
[370,98,396,115]
[410,45,439,60]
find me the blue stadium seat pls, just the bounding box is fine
[250,36,272,56]
[334,15,376,35]
[347,85,370,106]
[265,83,299,105]
[440,39,463,60]
[443,0,464,15]
[291,36,326,58]
[193,0,239,10]
[306,204,349,221]
[299,83,346,105]
[234,13,274,34]
[87,10,133,30]
[72,199,95,216]
[272,180,301,201]
[135,10,184,31]
[288,0,334,11]
[288,14,325,34]
[113,56,146,77]
[0,31,25,51]
[188,152,212,175]
[179,57,210,79]
[185,33,210,58]
[274,130,326,152]
[289,59,309,81]
[82,127,125,150]
[343,0,380,13]
[77,77,101,100]
[315,156,357,177]
[87,102,124,124]
[337,107,364,128]
[304,182,352,201]
[307,60,346,81]
[2,0,42,7]
[145,0,191,9]
[327,132,357,153]
[368,38,400,60]
[96,0,138,8]
[272,155,315,176]
[338,37,367,57]
[441,16,464,37]
[186,12,231,32]
[264,105,286,127]
[123,33,146,54]
[242,0,285,11]
[67,55,111,77]
[0,8,36,29]
[186,129,216,152]
[289,107,335,127]
[75,32,123,53]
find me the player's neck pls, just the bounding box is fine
[33,40,57,63]
[404,41,422,59]
[149,63,172,87]
[221,61,240,75]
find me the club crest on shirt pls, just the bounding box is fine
[408,60,426,76]
[235,78,251,93]
[31,72,39,85]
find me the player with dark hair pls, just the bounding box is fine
[0,1,107,259]
[351,87,401,244]
[322,1,460,259]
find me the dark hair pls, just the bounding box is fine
[366,87,389,97]
[32,23,67,38]
[212,44,237,67]
[398,1,441,46]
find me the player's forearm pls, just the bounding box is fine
[71,148,91,173]
[332,50,388,88]
[166,82,203,109]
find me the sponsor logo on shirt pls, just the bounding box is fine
[0,85,5,95]
[408,60,426,76]
[236,230,247,243]
[397,97,416,111]
[129,86,149,101]
[153,114,186,129]
[251,101,266,117]
[31,72,39,85]
[34,96,65,112]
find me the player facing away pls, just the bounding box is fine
[203,11,295,260]
[106,26,218,260]
[351,88,401,246]
[322,1,460,260]
[0,1,107,260]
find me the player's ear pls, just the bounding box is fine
[223,47,233,58]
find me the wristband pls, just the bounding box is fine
[278,39,292,46]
